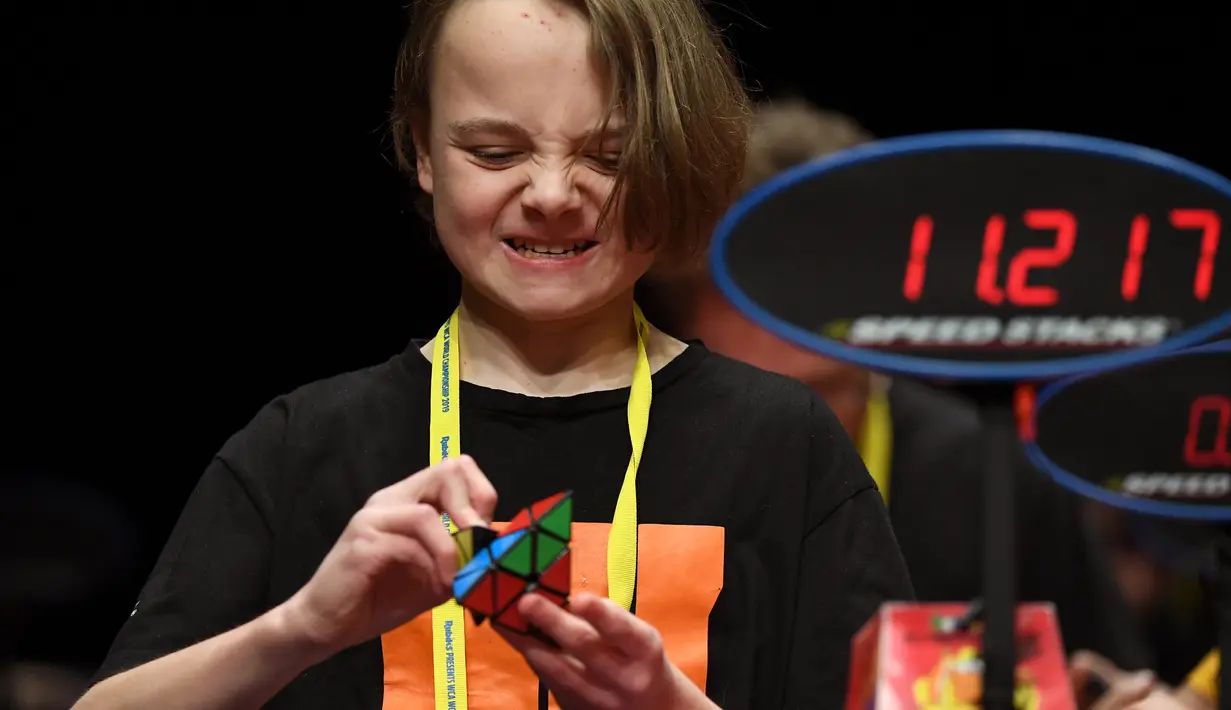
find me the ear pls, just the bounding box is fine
[411,114,434,194]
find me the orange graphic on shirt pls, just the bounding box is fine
[381,522,724,710]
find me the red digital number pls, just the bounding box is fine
[1007,210,1079,305]
[1119,215,1151,301]
[1184,394,1231,468]
[902,215,933,301]
[901,207,1219,305]
[1121,209,1221,302]
[975,215,1006,304]
[1172,209,1221,301]
[976,209,1077,306]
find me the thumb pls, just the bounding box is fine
[1092,670,1155,710]
[1121,670,1155,695]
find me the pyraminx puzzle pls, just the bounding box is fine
[451,490,573,637]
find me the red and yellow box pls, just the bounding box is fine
[846,602,1075,710]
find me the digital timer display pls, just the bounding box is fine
[709,131,1231,381]
[902,208,1218,307]
[1025,340,1231,521]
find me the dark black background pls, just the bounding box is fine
[9,0,1230,669]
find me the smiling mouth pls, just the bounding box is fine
[503,238,598,259]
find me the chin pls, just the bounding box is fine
[500,296,602,323]
[483,283,624,324]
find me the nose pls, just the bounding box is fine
[521,162,583,219]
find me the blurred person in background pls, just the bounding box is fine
[1069,649,1218,709]
[637,97,1152,669]
[1068,527,1226,709]
[1,474,141,710]
[1083,504,1220,684]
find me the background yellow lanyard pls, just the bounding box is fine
[428,305,653,710]
[858,389,893,505]
[1183,649,1220,704]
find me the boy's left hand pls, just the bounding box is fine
[496,592,715,710]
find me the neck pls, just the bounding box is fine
[423,283,672,397]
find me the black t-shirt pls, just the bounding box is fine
[94,339,915,709]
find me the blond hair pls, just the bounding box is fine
[390,0,751,271]
[742,98,874,192]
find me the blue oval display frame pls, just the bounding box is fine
[1021,339,1231,522]
[708,129,1231,381]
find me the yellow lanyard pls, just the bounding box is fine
[1183,650,1220,703]
[428,304,654,710]
[858,389,893,504]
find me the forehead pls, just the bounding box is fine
[432,0,613,133]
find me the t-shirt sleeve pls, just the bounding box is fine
[91,402,285,684]
[783,396,916,707]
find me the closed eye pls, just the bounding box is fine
[588,153,621,172]
[466,148,619,172]
[469,149,521,165]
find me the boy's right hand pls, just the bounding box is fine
[280,454,497,656]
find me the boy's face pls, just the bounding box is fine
[414,0,655,322]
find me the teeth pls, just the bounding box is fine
[508,238,592,259]
[518,247,578,258]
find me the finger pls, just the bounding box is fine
[1069,662,1093,709]
[368,456,495,527]
[417,456,496,528]
[1071,651,1122,683]
[519,594,603,655]
[1070,652,1157,710]
[495,626,588,682]
[496,626,619,709]
[354,503,458,581]
[569,593,661,658]
[363,532,452,602]
[519,595,628,682]
[367,458,451,505]
[1090,671,1154,710]
[497,624,585,673]
[1070,651,1134,710]
[449,455,498,523]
